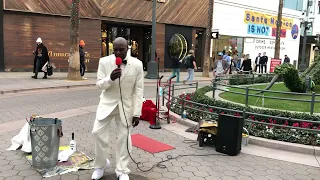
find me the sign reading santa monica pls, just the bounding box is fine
[244,10,294,38]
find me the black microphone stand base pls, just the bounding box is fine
[149,124,162,129]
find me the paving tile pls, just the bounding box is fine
[60,174,78,180]
[221,176,237,180]
[161,172,178,178]
[146,172,162,179]
[205,177,222,180]
[236,175,253,180]
[223,170,239,177]
[23,175,42,180]
[167,166,183,172]
[194,171,209,177]
[280,174,298,180]
[0,170,18,177]
[178,171,195,178]
[0,164,14,171]
[250,175,268,180]
[8,160,26,166]
[17,169,37,176]
[238,170,254,176]
[182,166,198,172]
[3,176,24,180]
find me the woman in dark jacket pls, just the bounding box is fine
[79,40,86,79]
[241,54,252,74]
[32,37,50,79]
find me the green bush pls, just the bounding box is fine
[228,74,283,85]
[170,86,320,146]
[274,63,306,93]
[307,56,320,85]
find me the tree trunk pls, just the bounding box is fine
[202,0,214,77]
[274,0,283,59]
[67,0,82,80]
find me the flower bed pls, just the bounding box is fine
[169,86,320,146]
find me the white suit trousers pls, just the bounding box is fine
[92,106,132,176]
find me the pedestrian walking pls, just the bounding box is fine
[168,53,180,83]
[32,37,50,79]
[213,52,228,78]
[79,40,87,80]
[241,54,252,74]
[183,50,197,85]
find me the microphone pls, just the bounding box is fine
[116,57,122,68]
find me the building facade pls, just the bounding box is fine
[0,0,208,72]
[272,0,320,67]
[212,0,302,72]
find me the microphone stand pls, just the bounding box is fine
[150,58,162,129]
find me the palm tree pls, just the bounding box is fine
[274,0,283,59]
[202,0,214,77]
[67,0,82,80]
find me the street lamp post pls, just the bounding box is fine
[299,0,313,71]
[315,34,320,57]
[0,0,4,72]
[145,0,158,79]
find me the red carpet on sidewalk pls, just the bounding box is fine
[131,134,174,153]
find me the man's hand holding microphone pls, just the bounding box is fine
[110,68,122,81]
[111,57,123,81]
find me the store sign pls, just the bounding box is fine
[253,39,286,51]
[244,10,294,30]
[48,51,91,63]
[270,58,282,73]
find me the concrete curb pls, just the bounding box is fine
[0,84,97,95]
[168,110,320,156]
[0,79,213,95]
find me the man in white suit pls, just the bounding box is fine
[91,37,144,180]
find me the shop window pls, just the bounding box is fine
[284,0,303,11]
[105,26,131,56]
[168,33,188,60]
[212,36,244,58]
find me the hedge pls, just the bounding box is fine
[228,74,283,85]
[169,86,320,146]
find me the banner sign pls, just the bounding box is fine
[272,28,286,38]
[244,10,294,30]
[269,58,282,73]
[247,23,270,36]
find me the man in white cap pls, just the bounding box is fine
[32,38,50,79]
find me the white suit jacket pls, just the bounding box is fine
[95,54,144,126]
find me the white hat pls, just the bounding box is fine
[36,37,42,43]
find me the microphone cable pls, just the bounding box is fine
[118,78,159,172]
[118,78,227,173]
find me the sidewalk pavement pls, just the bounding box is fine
[1,110,320,180]
[0,72,213,93]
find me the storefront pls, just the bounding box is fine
[212,0,301,72]
[0,0,208,72]
[101,23,152,70]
